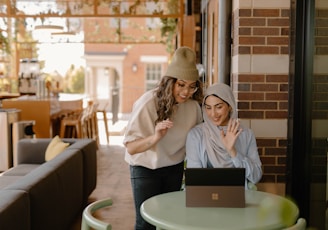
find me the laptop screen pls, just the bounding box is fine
[185,168,245,186]
[185,168,246,208]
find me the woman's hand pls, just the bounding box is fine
[125,119,173,155]
[155,118,173,139]
[220,118,242,157]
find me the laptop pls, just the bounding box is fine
[185,168,245,208]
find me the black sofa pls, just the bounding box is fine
[0,138,97,230]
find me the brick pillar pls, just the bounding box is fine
[231,1,290,183]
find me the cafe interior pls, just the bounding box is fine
[0,0,328,229]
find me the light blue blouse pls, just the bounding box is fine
[186,123,263,184]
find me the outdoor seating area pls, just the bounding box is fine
[0,101,307,230]
[0,0,327,229]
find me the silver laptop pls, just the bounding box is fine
[185,168,245,208]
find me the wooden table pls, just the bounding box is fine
[140,190,299,230]
[2,95,83,138]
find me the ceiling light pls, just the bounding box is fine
[51,31,76,36]
[34,25,64,33]
[33,24,64,42]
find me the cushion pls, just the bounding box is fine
[45,135,69,161]
[0,176,23,189]
[1,164,40,176]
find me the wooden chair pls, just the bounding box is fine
[85,101,99,146]
[282,218,306,230]
[59,109,85,138]
[81,198,113,230]
[96,102,110,145]
[51,109,72,137]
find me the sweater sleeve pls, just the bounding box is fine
[231,129,262,184]
[186,125,205,168]
[123,91,157,145]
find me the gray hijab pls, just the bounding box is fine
[202,83,237,167]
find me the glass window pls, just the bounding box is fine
[146,18,160,29]
[146,63,162,91]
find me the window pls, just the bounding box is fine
[146,17,160,29]
[109,2,128,28]
[146,63,162,91]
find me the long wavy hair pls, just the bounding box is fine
[154,76,203,124]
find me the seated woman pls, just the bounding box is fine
[186,83,262,189]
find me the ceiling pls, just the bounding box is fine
[0,0,184,44]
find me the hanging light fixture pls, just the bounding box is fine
[33,18,64,42]
[51,31,76,41]
[33,25,63,42]
[34,24,64,33]
[51,31,75,36]
[51,18,76,41]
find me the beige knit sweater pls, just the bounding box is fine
[123,89,203,169]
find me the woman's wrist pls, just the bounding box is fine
[229,148,237,158]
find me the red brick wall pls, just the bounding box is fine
[232,7,290,183]
[234,74,289,119]
[232,8,289,56]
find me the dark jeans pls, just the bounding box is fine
[130,161,184,230]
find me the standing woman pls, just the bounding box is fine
[123,47,203,230]
[186,83,262,188]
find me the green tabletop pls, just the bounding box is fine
[140,190,299,230]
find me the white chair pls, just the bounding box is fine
[282,218,307,230]
[81,198,113,230]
